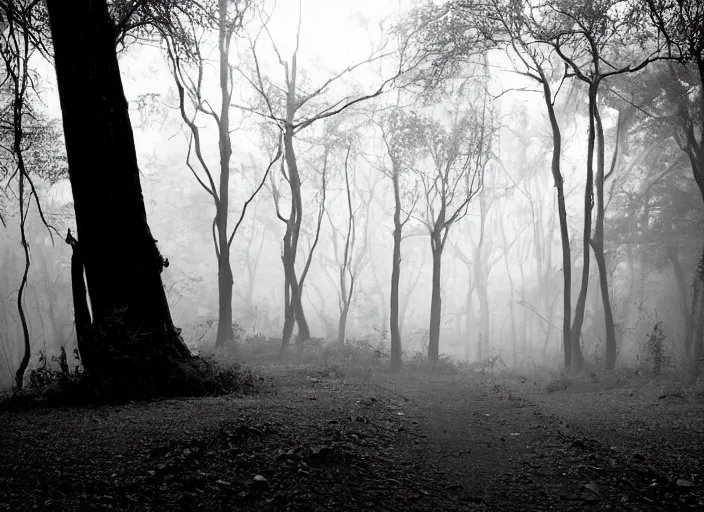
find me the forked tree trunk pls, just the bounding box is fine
[592,101,617,370]
[280,121,311,351]
[570,83,600,374]
[47,0,190,374]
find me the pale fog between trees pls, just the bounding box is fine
[1,0,703,388]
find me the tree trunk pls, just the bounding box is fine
[14,183,31,390]
[477,269,490,361]
[337,305,350,346]
[499,217,518,367]
[280,122,311,351]
[592,97,617,370]
[428,235,443,366]
[541,73,573,369]
[390,165,403,371]
[66,231,92,367]
[669,245,694,358]
[214,0,236,349]
[46,0,190,375]
[215,250,235,348]
[474,193,490,361]
[281,282,296,352]
[464,270,475,362]
[690,251,704,374]
[569,83,600,374]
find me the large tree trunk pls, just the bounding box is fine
[592,98,617,370]
[47,0,190,375]
[390,165,403,371]
[428,235,443,366]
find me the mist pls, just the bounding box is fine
[1,1,703,509]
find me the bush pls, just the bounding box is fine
[640,322,670,376]
[404,352,460,375]
[0,343,257,412]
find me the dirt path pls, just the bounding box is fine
[387,373,704,510]
[1,366,702,511]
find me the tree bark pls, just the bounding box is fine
[669,245,694,358]
[390,163,403,371]
[337,305,350,346]
[428,234,443,365]
[214,0,235,349]
[46,0,190,375]
[65,231,92,367]
[280,121,311,350]
[569,82,599,374]
[463,267,475,362]
[499,216,518,367]
[539,69,573,370]
[474,193,490,361]
[592,96,617,370]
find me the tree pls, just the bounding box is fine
[414,96,490,366]
[326,142,371,346]
[239,2,422,352]
[644,1,704,371]
[536,0,667,371]
[483,0,578,369]
[269,126,328,352]
[1,3,34,388]
[45,0,192,377]
[162,0,282,350]
[646,1,703,200]
[377,108,425,369]
[0,1,68,387]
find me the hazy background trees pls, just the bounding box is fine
[1,0,703,387]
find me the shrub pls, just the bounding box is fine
[0,340,256,411]
[641,321,668,376]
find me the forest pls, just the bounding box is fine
[0,0,703,510]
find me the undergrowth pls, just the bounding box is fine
[0,344,257,412]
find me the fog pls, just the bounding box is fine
[1,0,702,389]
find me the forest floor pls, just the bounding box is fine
[1,362,703,511]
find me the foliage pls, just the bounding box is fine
[639,321,671,376]
[0,308,257,409]
[0,350,256,410]
[27,346,76,389]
